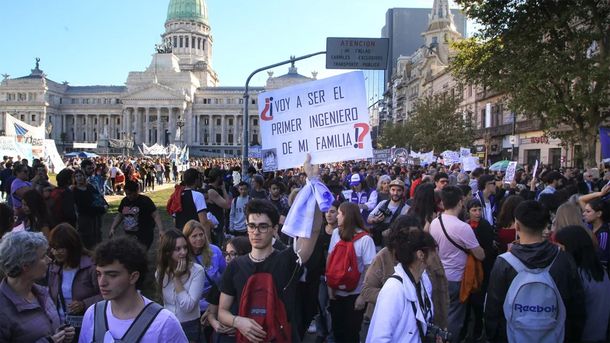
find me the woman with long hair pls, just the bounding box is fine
[17,189,51,236]
[555,225,610,343]
[366,224,438,343]
[72,168,104,249]
[408,183,439,232]
[47,223,101,335]
[495,195,525,252]
[156,229,205,343]
[182,219,226,313]
[327,202,376,343]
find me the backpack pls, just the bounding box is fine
[501,248,566,343]
[236,260,292,343]
[325,231,369,291]
[93,300,163,343]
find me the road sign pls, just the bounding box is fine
[326,37,389,70]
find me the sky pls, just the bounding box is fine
[0,0,462,94]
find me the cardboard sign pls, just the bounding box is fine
[258,71,372,170]
[504,161,518,183]
[463,156,480,172]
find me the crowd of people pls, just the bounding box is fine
[0,152,609,343]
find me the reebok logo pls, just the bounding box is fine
[249,308,267,316]
[514,304,556,313]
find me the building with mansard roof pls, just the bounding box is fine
[0,0,315,157]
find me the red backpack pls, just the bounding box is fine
[236,272,291,343]
[326,231,369,291]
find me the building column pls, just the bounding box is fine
[156,107,162,145]
[220,116,226,145]
[145,108,150,145]
[167,107,175,144]
[210,115,216,146]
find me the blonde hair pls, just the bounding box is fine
[182,220,212,267]
[376,175,392,193]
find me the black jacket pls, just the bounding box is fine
[484,240,585,342]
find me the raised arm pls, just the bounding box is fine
[294,154,323,265]
[578,183,610,210]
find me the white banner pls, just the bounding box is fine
[258,71,372,170]
[4,114,45,158]
[44,140,66,174]
[0,136,34,164]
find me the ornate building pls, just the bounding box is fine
[0,0,314,157]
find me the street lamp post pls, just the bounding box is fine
[241,51,326,174]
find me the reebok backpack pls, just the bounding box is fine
[236,272,291,343]
[501,248,566,343]
[326,231,369,291]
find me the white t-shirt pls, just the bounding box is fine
[59,268,77,321]
[78,296,188,343]
[429,213,480,282]
[328,228,376,296]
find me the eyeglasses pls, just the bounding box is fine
[223,251,238,259]
[246,223,272,233]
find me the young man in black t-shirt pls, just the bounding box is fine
[109,180,164,249]
[218,157,323,343]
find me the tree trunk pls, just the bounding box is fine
[579,127,598,168]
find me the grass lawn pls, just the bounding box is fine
[102,187,175,301]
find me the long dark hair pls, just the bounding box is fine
[338,202,367,241]
[22,189,50,232]
[408,183,437,227]
[156,229,192,296]
[496,195,524,229]
[555,225,606,282]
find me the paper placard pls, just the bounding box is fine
[258,71,372,170]
[504,161,518,183]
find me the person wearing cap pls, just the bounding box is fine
[349,173,377,215]
[368,179,410,247]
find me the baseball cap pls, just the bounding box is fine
[349,174,362,187]
[388,179,405,190]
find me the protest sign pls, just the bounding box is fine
[532,160,539,178]
[503,161,518,183]
[4,114,45,158]
[463,156,480,172]
[392,148,409,163]
[460,147,471,158]
[258,71,372,170]
[44,140,65,174]
[442,150,461,165]
[373,149,391,163]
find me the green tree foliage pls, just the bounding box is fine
[450,0,610,167]
[379,94,474,151]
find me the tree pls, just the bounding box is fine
[378,94,474,152]
[450,0,610,167]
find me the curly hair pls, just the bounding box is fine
[388,221,437,268]
[94,236,148,289]
[0,231,48,278]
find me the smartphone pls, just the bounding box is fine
[57,323,70,331]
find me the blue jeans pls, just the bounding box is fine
[447,280,466,343]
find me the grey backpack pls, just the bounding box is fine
[93,300,163,343]
[501,248,566,343]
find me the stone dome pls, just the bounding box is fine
[166,0,208,24]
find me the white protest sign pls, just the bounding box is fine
[258,71,372,170]
[460,147,471,158]
[503,161,518,184]
[4,114,45,158]
[463,156,480,172]
[44,140,66,174]
[532,160,539,178]
[442,150,461,165]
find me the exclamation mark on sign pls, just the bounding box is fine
[353,123,370,149]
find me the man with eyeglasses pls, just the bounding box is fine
[434,172,450,192]
[218,157,323,343]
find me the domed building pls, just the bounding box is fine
[0,0,314,157]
